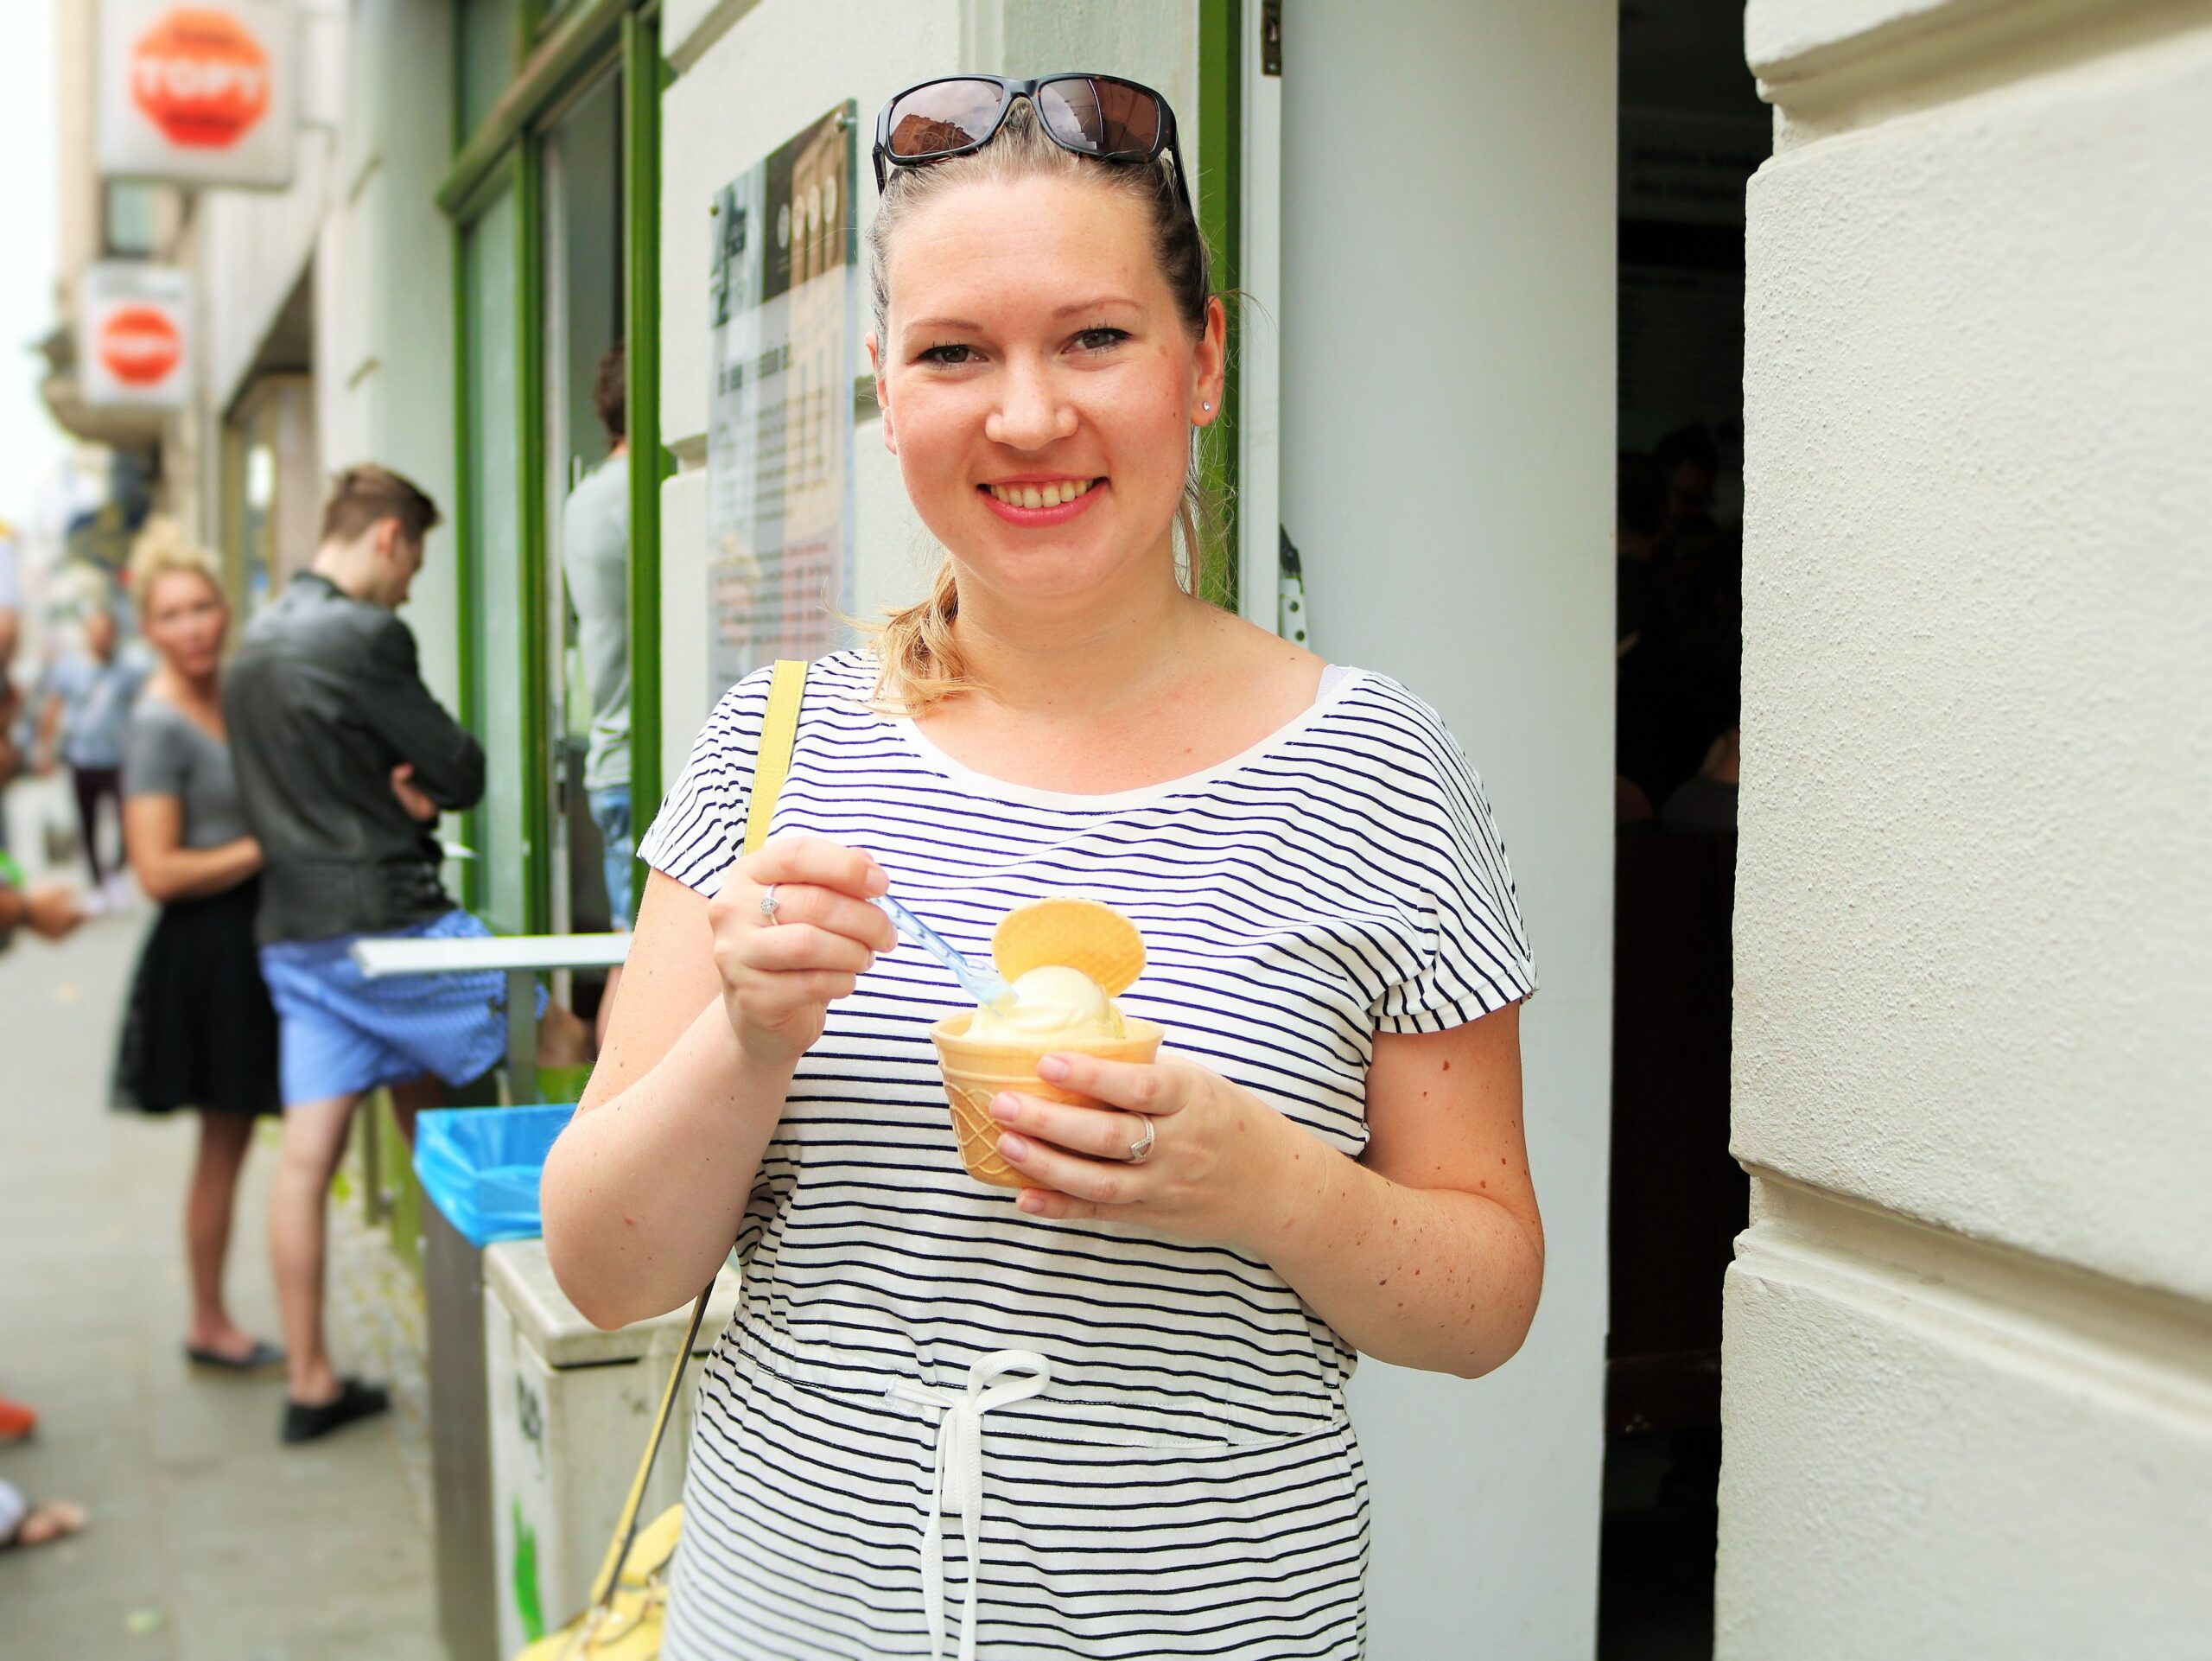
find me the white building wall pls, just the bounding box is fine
[1722,3,2212,1656]
[1277,5,1615,1654]
[188,0,459,709]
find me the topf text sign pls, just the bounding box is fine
[80,264,194,410]
[97,0,296,189]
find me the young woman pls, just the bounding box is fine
[543,76,1542,1660]
[116,525,284,1371]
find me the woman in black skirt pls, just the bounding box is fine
[117,525,283,1371]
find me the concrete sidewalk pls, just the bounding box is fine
[1,811,440,1657]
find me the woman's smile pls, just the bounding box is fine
[980,474,1106,524]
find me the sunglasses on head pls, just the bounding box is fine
[873,73,1192,216]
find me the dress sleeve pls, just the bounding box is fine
[122,708,188,802]
[1370,696,1540,1034]
[636,669,775,897]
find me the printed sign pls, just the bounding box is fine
[81,264,194,410]
[705,104,859,707]
[97,0,295,189]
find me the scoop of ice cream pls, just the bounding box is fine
[965,964,1127,1046]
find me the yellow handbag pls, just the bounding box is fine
[518,659,807,1661]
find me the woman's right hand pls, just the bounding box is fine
[706,833,897,1068]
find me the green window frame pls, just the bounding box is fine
[442,0,669,930]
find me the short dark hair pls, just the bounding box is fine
[592,345,626,442]
[321,464,442,546]
[1654,423,1719,477]
[1618,451,1667,540]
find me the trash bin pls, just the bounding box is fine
[414,1104,574,1661]
[486,1238,741,1656]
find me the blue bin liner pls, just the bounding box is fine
[413,1104,575,1248]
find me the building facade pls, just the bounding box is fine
[37,0,2206,1655]
[1721,0,2212,1655]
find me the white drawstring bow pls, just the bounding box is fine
[889,1351,1053,1661]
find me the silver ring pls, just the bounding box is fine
[760,885,781,925]
[1125,1115,1155,1164]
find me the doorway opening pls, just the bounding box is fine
[1601,3,1762,1657]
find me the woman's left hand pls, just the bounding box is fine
[990,1053,1313,1251]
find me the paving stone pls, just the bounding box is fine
[0,841,440,1658]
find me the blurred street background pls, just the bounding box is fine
[1,779,437,1658]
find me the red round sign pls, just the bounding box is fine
[99,306,185,388]
[129,8,272,151]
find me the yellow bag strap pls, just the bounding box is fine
[584,659,809,1614]
[745,659,808,858]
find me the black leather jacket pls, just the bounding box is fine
[225,572,485,945]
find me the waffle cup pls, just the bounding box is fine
[992,898,1146,996]
[930,1015,1166,1188]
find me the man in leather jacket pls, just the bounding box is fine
[226,464,517,1443]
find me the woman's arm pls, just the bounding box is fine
[1258,1007,1542,1378]
[990,1002,1543,1379]
[540,840,896,1330]
[122,795,262,902]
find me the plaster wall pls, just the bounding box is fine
[1279,3,1615,1653]
[1725,1,2212,1651]
[198,1,346,416]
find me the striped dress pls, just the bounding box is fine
[639,650,1537,1661]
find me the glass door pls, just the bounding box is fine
[539,68,626,938]
[461,182,537,935]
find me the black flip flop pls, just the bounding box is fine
[184,1339,286,1371]
[281,1378,390,1445]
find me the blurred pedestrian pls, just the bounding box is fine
[226,464,556,1442]
[0,1480,88,1553]
[115,522,284,1373]
[563,343,632,1041]
[35,591,146,912]
[0,851,84,949]
[0,1391,88,1554]
[1,852,92,1552]
[1653,422,1721,538]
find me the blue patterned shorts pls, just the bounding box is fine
[258,910,543,1106]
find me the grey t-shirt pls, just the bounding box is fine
[123,698,250,850]
[561,453,631,792]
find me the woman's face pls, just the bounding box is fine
[872,172,1224,610]
[143,571,227,679]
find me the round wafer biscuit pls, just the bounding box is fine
[990,897,1146,996]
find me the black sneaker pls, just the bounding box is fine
[281,1378,390,1445]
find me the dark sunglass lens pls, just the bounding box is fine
[887,79,1007,159]
[1038,77,1161,158]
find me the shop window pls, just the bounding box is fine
[104,182,158,257]
[220,376,320,617]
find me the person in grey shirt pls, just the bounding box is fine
[564,344,633,934]
[116,525,284,1380]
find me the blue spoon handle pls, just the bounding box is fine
[875,894,1014,1009]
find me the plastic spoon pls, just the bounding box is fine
[874,893,1015,1010]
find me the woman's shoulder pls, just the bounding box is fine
[685,650,879,760]
[127,690,192,741]
[1319,668,1477,763]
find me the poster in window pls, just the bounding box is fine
[706,104,859,707]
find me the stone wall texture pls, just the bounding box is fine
[1723,3,2212,1656]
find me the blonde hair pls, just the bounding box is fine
[128,519,226,613]
[864,106,1218,713]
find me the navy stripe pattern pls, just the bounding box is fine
[639,651,1535,1659]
